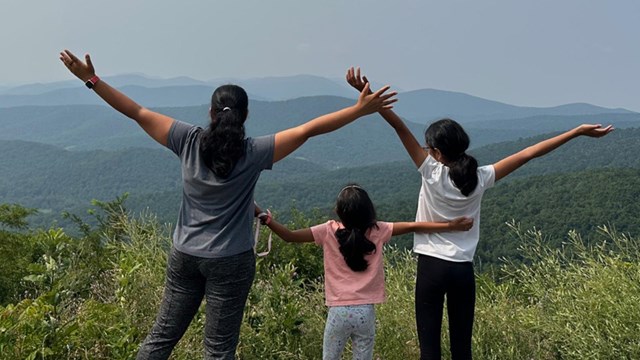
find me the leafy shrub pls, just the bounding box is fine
[2,200,640,359]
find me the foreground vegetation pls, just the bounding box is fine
[1,199,639,359]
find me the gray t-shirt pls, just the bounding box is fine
[166,120,275,258]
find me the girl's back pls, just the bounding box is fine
[311,220,393,306]
[414,155,495,261]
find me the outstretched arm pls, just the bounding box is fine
[255,205,314,243]
[273,82,397,163]
[346,67,427,168]
[59,50,174,146]
[392,217,474,236]
[493,124,614,182]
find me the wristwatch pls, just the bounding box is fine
[85,75,100,89]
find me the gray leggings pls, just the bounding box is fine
[322,304,376,360]
[136,247,255,360]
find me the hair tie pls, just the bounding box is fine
[222,107,231,112]
[338,184,363,196]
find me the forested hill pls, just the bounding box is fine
[0,140,180,210]
[476,168,640,264]
[2,95,639,167]
[471,126,640,179]
[2,127,640,265]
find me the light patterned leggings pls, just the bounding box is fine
[323,304,376,360]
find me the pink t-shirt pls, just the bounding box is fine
[310,220,393,307]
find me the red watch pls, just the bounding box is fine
[85,75,100,89]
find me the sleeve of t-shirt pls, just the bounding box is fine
[417,154,437,177]
[478,165,496,190]
[310,221,332,247]
[376,221,394,245]
[166,120,196,156]
[248,135,275,171]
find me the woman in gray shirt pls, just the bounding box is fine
[60,50,396,359]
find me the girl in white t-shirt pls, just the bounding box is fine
[346,67,613,360]
[255,184,473,360]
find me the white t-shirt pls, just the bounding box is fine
[413,155,495,262]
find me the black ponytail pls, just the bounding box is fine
[334,184,378,272]
[200,85,249,178]
[448,153,478,196]
[425,119,478,196]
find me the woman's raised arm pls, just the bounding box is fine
[272,82,397,163]
[59,50,174,146]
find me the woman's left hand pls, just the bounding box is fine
[59,49,95,82]
[355,83,397,116]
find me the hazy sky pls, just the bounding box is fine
[1,0,638,111]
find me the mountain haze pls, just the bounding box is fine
[395,89,634,123]
[1,74,634,123]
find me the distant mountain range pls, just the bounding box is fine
[394,89,635,123]
[0,74,354,105]
[1,74,635,119]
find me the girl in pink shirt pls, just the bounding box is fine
[255,184,473,360]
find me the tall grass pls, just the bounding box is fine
[1,204,639,359]
[473,222,640,359]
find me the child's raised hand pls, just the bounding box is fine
[575,124,614,138]
[448,217,474,232]
[346,66,372,93]
[355,82,397,116]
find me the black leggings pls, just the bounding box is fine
[415,254,475,360]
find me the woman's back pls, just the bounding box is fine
[168,120,275,258]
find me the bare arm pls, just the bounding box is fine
[59,50,174,146]
[266,219,315,243]
[392,217,474,236]
[346,67,427,168]
[255,205,314,243]
[378,109,428,168]
[273,82,397,163]
[493,124,614,182]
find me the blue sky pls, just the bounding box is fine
[1,0,638,111]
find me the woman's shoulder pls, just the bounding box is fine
[167,120,201,155]
[245,134,275,153]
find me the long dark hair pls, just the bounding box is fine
[425,118,478,196]
[199,85,249,178]
[334,184,378,272]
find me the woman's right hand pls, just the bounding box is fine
[355,82,397,116]
[59,50,96,82]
